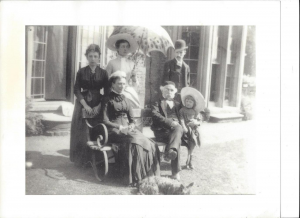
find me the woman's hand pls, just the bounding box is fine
[128,123,135,132]
[84,105,94,116]
[187,119,199,128]
[170,121,179,128]
[120,125,128,135]
[92,104,101,116]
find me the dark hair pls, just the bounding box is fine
[185,95,196,108]
[115,40,130,49]
[109,75,125,87]
[85,44,101,56]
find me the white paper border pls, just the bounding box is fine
[0,1,298,218]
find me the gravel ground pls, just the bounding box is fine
[26,120,256,195]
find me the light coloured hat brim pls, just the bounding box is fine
[106,33,138,54]
[181,87,206,113]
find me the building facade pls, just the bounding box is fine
[26,25,252,116]
[146,26,250,112]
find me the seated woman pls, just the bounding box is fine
[106,34,140,108]
[101,71,160,186]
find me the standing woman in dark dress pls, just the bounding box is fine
[70,44,109,167]
[101,71,160,186]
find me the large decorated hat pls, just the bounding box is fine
[106,33,138,54]
[181,87,206,114]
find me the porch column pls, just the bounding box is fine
[232,26,248,107]
[197,26,213,106]
[216,26,231,107]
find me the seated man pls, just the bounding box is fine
[151,81,185,180]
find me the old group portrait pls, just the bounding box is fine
[26,25,256,195]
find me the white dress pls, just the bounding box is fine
[106,55,140,108]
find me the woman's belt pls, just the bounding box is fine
[81,89,100,94]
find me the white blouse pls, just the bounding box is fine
[106,54,140,108]
[106,55,134,80]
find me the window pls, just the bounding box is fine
[30,26,48,99]
[76,26,102,70]
[26,26,69,101]
[76,26,116,73]
[181,26,201,88]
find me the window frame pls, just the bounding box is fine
[26,26,48,100]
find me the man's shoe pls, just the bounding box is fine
[165,149,177,160]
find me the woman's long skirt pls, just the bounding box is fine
[70,99,87,166]
[70,98,101,166]
[110,130,161,185]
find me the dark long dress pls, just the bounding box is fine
[101,91,160,185]
[70,66,109,166]
[179,107,201,148]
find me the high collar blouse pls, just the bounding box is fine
[101,91,135,130]
[74,65,109,102]
[105,55,134,81]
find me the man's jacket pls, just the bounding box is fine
[162,58,190,90]
[151,99,182,132]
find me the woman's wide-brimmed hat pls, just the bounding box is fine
[174,39,188,52]
[106,33,138,54]
[181,87,205,114]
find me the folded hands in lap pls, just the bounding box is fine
[120,124,136,135]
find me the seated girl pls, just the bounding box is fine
[180,87,205,169]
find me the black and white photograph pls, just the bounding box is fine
[25,25,256,195]
[0,1,298,218]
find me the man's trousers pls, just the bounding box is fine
[153,125,184,175]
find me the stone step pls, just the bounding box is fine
[30,101,74,114]
[41,113,72,122]
[40,113,72,136]
[208,106,240,114]
[30,101,65,112]
[209,113,244,123]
